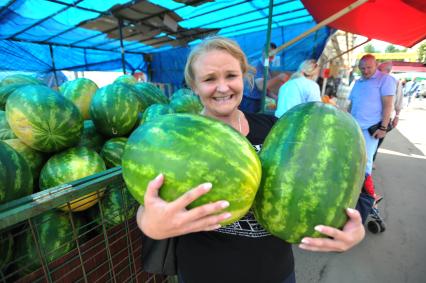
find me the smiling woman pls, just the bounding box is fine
[135,36,366,283]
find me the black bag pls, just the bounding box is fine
[367,120,393,136]
[141,235,177,276]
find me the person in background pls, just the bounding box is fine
[36,70,68,90]
[274,59,321,118]
[136,36,365,283]
[348,54,396,219]
[240,42,288,113]
[372,61,403,163]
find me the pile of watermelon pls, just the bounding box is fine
[0,73,206,276]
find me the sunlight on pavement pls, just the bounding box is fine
[378,148,426,160]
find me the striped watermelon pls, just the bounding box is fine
[58,80,71,94]
[122,114,261,225]
[0,74,42,87]
[169,95,203,114]
[77,120,105,152]
[88,186,138,229]
[114,74,137,85]
[169,88,194,100]
[39,147,106,212]
[134,82,169,106]
[100,137,128,168]
[0,231,13,269]
[62,78,98,120]
[14,211,84,276]
[3,138,45,180]
[0,141,33,205]
[5,85,83,153]
[140,103,174,125]
[89,84,141,137]
[253,102,366,243]
[0,110,16,140]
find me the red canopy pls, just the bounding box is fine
[301,0,426,48]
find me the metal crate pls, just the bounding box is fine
[0,167,174,283]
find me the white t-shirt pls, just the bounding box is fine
[275,76,321,118]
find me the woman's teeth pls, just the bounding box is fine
[214,95,232,101]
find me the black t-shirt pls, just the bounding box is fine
[176,112,294,283]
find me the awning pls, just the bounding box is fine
[301,0,426,48]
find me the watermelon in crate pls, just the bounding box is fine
[169,94,203,114]
[100,137,128,168]
[114,74,137,85]
[39,147,106,212]
[253,102,366,243]
[122,113,261,225]
[89,84,141,137]
[140,103,174,125]
[134,82,169,106]
[5,85,83,153]
[3,138,45,180]
[14,211,85,276]
[0,110,16,140]
[77,120,105,152]
[0,141,33,205]
[62,78,98,120]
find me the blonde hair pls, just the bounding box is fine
[184,36,254,88]
[290,59,318,80]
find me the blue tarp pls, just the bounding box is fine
[151,21,331,87]
[0,0,331,84]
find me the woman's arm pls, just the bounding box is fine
[136,174,232,240]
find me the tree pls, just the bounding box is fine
[418,42,426,63]
[363,43,376,53]
[385,44,397,53]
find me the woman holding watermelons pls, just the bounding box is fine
[134,37,366,283]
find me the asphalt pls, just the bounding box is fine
[293,99,426,283]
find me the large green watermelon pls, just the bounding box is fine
[0,141,33,205]
[89,83,141,137]
[114,74,137,85]
[62,78,98,120]
[100,137,128,168]
[0,74,42,87]
[169,94,203,114]
[0,110,16,140]
[134,82,169,106]
[253,102,366,243]
[76,120,105,152]
[39,147,106,212]
[5,85,83,152]
[14,211,84,276]
[88,186,138,229]
[169,88,194,100]
[122,113,261,225]
[140,103,174,125]
[3,138,45,180]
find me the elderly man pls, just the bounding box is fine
[348,54,396,203]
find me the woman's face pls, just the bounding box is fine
[191,49,244,118]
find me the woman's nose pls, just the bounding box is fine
[217,80,229,93]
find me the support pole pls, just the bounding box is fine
[49,44,59,88]
[324,38,371,65]
[118,18,127,74]
[260,0,274,113]
[269,0,369,57]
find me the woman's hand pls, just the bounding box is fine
[136,174,232,240]
[298,208,365,252]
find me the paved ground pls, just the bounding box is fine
[294,98,426,283]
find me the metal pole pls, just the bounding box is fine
[49,44,59,88]
[260,0,274,113]
[269,0,369,57]
[118,18,126,74]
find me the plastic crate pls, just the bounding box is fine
[0,167,173,283]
